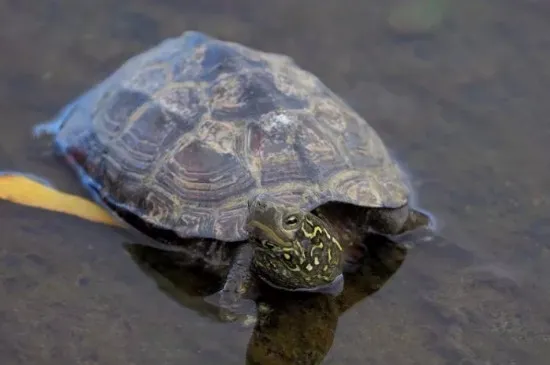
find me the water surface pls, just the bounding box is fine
[1,0,549,364]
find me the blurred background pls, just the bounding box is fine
[0,1,549,364]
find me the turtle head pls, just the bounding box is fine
[246,193,345,296]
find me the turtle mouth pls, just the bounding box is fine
[246,220,290,248]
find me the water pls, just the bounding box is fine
[1,0,549,364]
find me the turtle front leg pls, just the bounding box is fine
[368,204,434,234]
[204,243,258,322]
[369,205,440,249]
[343,208,427,272]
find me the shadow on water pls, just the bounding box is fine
[124,233,408,365]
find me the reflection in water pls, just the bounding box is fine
[125,233,407,365]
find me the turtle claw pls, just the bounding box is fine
[204,289,257,325]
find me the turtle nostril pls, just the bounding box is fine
[251,199,265,208]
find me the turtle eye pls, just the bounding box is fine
[283,214,299,228]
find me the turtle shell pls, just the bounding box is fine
[53,31,410,242]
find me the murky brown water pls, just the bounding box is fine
[1,0,549,364]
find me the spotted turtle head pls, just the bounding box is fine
[246,193,345,295]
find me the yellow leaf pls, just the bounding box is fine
[0,173,123,227]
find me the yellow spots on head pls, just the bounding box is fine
[301,217,340,255]
[320,274,335,282]
[301,217,324,239]
[283,253,291,260]
[305,264,313,271]
[313,257,320,266]
[301,225,322,239]
[332,237,343,251]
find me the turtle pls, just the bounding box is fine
[36,30,432,319]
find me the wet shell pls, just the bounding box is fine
[54,31,410,242]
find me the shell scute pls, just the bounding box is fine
[122,65,172,95]
[175,205,216,238]
[94,88,149,139]
[199,41,267,80]
[259,138,308,187]
[208,72,307,122]
[167,140,257,203]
